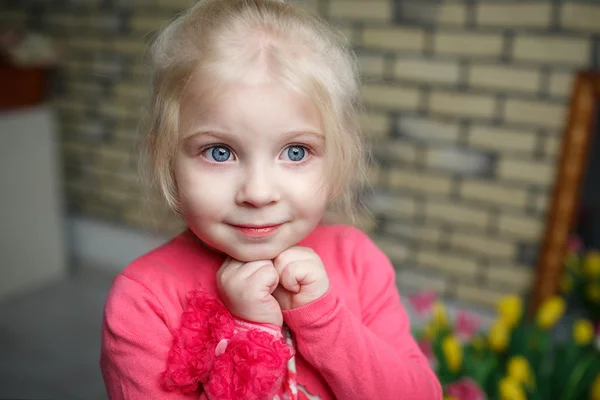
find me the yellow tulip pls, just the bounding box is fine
[590,373,600,400]
[573,319,594,345]
[488,319,510,352]
[442,335,463,373]
[433,302,448,328]
[499,376,527,400]
[584,251,600,278]
[560,274,573,293]
[536,296,566,330]
[497,294,523,328]
[587,283,600,303]
[507,356,535,388]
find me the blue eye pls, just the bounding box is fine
[285,146,306,162]
[206,146,231,162]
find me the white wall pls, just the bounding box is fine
[0,106,67,301]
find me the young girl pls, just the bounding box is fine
[100,0,442,399]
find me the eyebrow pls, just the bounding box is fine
[183,128,325,144]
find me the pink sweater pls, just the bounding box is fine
[100,224,442,399]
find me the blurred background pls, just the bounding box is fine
[0,0,598,399]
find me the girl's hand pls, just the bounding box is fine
[272,246,330,310]
[216,258,283,327]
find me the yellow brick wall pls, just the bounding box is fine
[6,0,598,310]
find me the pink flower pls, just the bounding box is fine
[417,339,437,369]
[407,291,438,317]
[455,311,481,342]
[446,378,487,400]
[568,235,583,253]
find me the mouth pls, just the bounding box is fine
[229,223,284,238]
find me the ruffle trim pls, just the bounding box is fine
[161,289,294,399]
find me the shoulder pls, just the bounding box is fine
[301,224,389,273]
[302,224,377,254]
[103,229,224,329]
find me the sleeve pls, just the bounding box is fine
[100,274,204,400]
[282,229,443,399]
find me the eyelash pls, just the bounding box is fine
[199,144,314,165]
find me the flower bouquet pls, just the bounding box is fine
[408,291,600,400]
[560,235,600,322]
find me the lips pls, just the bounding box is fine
[230,223,283,238]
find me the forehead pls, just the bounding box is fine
[179,72,324,138]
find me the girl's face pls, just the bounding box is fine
[175,74,329,262]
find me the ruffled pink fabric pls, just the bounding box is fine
[161,289,294,399]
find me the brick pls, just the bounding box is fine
[155,0,195,9]
[416,250,480,277]
[513,35,590,66]
[373,237,410,264]
[504,99,566,129]
[434,31,503,57]
[486,264,533,291]
[533,191,549,214]
[112,38,146,55]
[426,147,494,177]
[389,169,453,195]
[114,83,146,99]
[397,117,461,143]
[468,125,537,153]
[336,25,356,45]
[425,201,490,228]
[451,233,514,259]
[475,4,552,28]
[396,269,448,295]
[437,3,468,25]
[498,214,544,240]
[360,112,389,138]
[455,284,504,308]
[461,180,529,208]
[329,1,391,21]
[548,71,575,98]
[358,54,386,77]
[131,15,168,34]
[96,146,132,169]
[544,136,561,158]
[498,158,555,185]
[394,58,460,85]
[362,27,425,52]
[298,0,319,15]
[68,37,105,51]
[468,65,540,93]
[383,221,442,244]
[375,140,418,163]
[430,91,496,118]
[562,4,600,33]
[368,191,417,219]
[362,84,421,110]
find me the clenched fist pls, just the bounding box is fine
[216,258,283,327]
[272,246,330,310]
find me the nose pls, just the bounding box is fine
[235,164,279,207]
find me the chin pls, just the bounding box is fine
[226,244,286,262]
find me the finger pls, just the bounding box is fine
[279,261,309,294]
[239,260,275,279]
[249,263,280,295]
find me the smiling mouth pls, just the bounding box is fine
[229,223,283,238]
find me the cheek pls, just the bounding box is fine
[174,162,235,214]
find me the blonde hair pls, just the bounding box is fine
[141,0,368,222]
